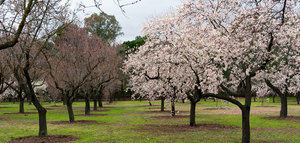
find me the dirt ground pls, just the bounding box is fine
[75,114,107,116]
[151,115,190,119]
[49,120,101,125]
[4,112,37,115]
[261,116,300,121]
[175,106,299,115]
[135,123,240,133]
[8,135,80,143]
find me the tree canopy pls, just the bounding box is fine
[84,12,123,44]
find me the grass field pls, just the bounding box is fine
[0,97,299,143]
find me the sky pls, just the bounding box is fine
[73,0,182,43]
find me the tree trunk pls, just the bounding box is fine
[182,98,185,103]
[190,101,196,126]
[280,95,287,118]
[160,97,165,111]
[38,109,47,137]
[98,94,103,107]
[261,97,264,106]
[273,94,276,103]
[66,100,74,122]
[23,68,48,137]
[28,99,32,105]
[253,97,256,102]
[85,97,90,115]
[93,98,97,111]
[148,100,152,106]
[171,100,175,116]
[296,93,299,105]
[19,98,24,113]
[241,107,250,143]
[62,96,66,105]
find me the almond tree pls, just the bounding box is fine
[124,12,223,119]
[262,21,299,118]
[125,1,297,143]
[45,24,106,122]
[178,0,298,142]
[0,0,69,137]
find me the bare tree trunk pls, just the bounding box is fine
[38,109,47,137]
[242,107,250,143]
[98,94,103,107]
[62,96,66,105]
[66,98,74,122]
[23,68,47,137]
[93,98,97,111]
[171,100,175,117]
[273,94,276,103]
[280,95,287,118]
[242,77,252,143]
[296,93,299,105]
[17,89,25,113]
[160,97,165,111]
[190,101,196,126]
[85,97,90,115]
[28,97,32,105]
[19,98,24,113]
[148,99,152,106]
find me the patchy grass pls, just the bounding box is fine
[0,97,299,143]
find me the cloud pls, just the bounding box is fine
[73,0,182,43]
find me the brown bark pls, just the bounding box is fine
[98,94,103,107]
[280,95,287,118]
[190,101,196,126]
[160,97,165,111]
[85,97,91,115]
[19,98,24,113]
[66,98,74,122]
[38,109,47,137]
[93,98,97,111]
[171,100,175,117]
[242,107,250,143]
[148,99,152,106]
[23,67,48,137]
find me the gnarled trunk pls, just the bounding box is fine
[190,101,196,126]
[280,95,287,118]
[160,97,165,111]
[85,97,90,115]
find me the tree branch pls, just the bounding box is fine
[0,0,36,50]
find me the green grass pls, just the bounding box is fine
[0,97,299,143]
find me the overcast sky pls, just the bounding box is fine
[73,0,182,43]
